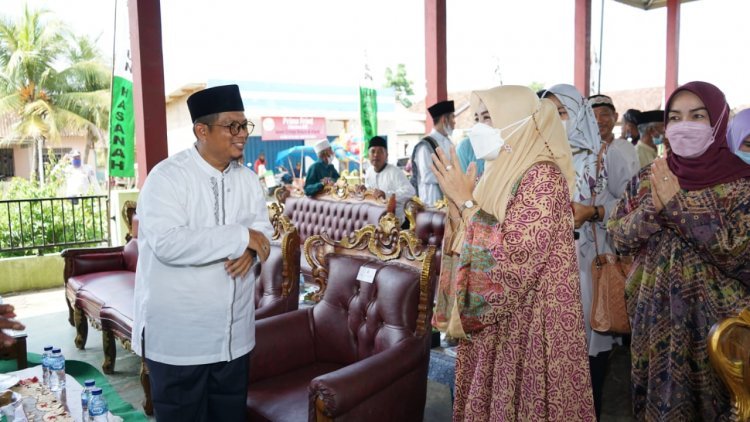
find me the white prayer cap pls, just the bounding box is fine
[314,139,331,154]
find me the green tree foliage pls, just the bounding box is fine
[384,64,414,108]
[528,81,545,94]
[0,6,110,184]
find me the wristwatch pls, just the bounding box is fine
[459,199,475,214]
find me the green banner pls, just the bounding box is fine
[359,87,378,157]
[108,76,135,177]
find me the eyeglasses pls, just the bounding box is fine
[206,120,255,136]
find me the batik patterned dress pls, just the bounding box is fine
[608,166,750,421]
[453,162,595,421]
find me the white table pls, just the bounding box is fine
[8,366,84,422]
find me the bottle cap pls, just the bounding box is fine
[91,388,103,395]
[44,345,53,351]
[84,379,96,387]
[52,348,62,353]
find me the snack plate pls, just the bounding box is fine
[0,374,19,390]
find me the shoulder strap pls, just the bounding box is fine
[422,135,439,152]
[591,142,609,257]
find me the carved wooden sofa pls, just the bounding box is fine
[272,182,389,284]
[708,307,750,421]
[61,203,300,414]
[272,182,447,288]
[246,212,438,421]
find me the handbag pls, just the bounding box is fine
[589,242,632,334]
[588,144,632,334]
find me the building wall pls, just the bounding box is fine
[0,254,64,294]
[8,136,92,181]
[164,82,427,169]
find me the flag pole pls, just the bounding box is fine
[105,0,120,247]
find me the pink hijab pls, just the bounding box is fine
[665,81,750,190]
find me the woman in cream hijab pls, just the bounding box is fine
[431,85,595,421]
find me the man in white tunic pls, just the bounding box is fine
[133,84,272,422]
[363,136,416,226]
[412,100,454,207]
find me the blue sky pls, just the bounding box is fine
[4,0,749,107]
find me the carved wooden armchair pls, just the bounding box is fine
[246,212,438,421]
[708,308,750,421]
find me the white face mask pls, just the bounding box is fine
[469,116,532,161]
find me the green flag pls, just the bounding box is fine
[108,0,135,178]
[359,87,377,157]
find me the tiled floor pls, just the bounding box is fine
[3,287,634,421]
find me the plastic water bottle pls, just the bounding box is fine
[81,379,96,421]
[88,388,109,422]
[41,345,54,387]
[48,347,66,392]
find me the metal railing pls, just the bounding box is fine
[0,195,110,256]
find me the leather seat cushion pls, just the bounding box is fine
[246,362,342,422]
[75,271,135,319]
[100,282,134,340]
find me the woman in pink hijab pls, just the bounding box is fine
[608,81,750,420]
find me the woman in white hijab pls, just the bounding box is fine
[431,85,595,421]
[543,84,639,419]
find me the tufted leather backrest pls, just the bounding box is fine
[312,255,421,365]
[283,196,386,244]
[414,209,446,271]
[123,214,139,272]
[254,246,280,309]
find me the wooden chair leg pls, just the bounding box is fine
[140,359,153,415]
[65,295,75,327]
[73,307,88,350]
[101,330,116,374]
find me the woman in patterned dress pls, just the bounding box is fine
[608,81,750,420]
[431,85,595,421]
[543,84,640,419]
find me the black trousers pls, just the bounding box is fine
[589,349,611,421]
[145,352,250,422]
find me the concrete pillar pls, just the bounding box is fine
[424,0,447,132]
[574,0,592,97]
[665,0,681,99]
[129,0,168,187]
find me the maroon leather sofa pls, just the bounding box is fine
[62,212,300,414]
[246,215,438,421]
[273,185,446,287]
[280,193,386,284]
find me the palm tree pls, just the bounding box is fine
[0,5,110,185]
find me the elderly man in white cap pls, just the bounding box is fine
[304,138,340,196]
[133,84,273,422]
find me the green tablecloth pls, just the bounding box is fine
[0,353,148,422]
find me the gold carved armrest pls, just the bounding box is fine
[708,307,750,422]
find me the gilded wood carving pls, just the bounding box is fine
[303,212,436,337]
[708,307,750,422]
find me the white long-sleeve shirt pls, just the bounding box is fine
[132,146,273,366]
[364,163,416,224]
[414,129,452,207]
